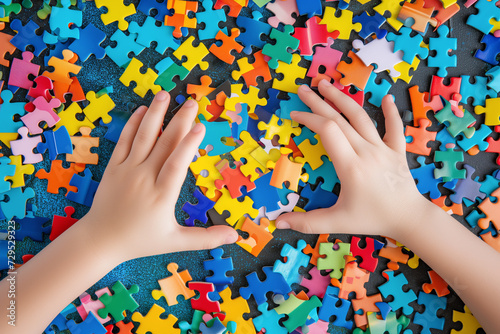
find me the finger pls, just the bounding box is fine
[275,209,347,234]
[290,111,357,177]
[107,106,147,166]
[147,99,199,173]
[156,122,205,190]
[128,91,171,164]
[382,95,405,154]
[318,79,382,145]
[297,85,364,150]
[175,225,239,251]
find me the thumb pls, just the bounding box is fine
[276,208,339,234]
[177,225,239,252]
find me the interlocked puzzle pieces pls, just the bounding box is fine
[152,262,195,306]
[97,281,140,322]
[120,57,161,98]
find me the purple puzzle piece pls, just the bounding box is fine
[444,164,486,204]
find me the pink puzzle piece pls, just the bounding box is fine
[20,96,61,134]
[8,52,40,90]
[76,287,112,324]
[307,39,343,89]
[300,266,331,298]
[266,0,299,28]
[10,127,43,164]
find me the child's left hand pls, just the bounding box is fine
[84,91,238,262]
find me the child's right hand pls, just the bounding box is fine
[276,80,431,240]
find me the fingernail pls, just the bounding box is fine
[156,91,169,101]
[388,94,395,102]
[225,232,238,244]
[319,79,331,86]
[277,221,290,229]
[185,99,197,107]
[191,123,204,133]
[299,85,311,92]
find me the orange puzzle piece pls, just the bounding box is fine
[67,127,99,165]
[405,118,436,156]
[408,85,443,126]
[42,49,81,86]
[331,255,370,300]
[422,270,450,297]
[351,293,383,328]
[303,234,330,266]
[236,217,273,257]
[209,28,244,64]
[152,263,195,306]
[267,148,309,191]
[477,187,500,230]
[35,160,83,195]
[337,51,374,90]
[187,75,215,101]
[378,238,409,271]
[165,0,198,38]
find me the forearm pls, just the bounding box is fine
[397,201,500,333]
[0,216,118,333]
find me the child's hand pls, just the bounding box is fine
[276,80,429,240]
[84,91,238,262]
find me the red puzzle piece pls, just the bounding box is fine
[409,85,444,126]
[214,0,247,17]
[429,75,461,102]
[239,51,272,87]
[350,236,384,273]
[50,206,79,241]
[188,282,221,313]
[307,39,343,88]
[293,16,339,56]
[215,160,256,199]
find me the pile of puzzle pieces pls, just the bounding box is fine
[0,0,498,332]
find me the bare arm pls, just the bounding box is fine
[276,80,500,333]
[0,91,238,333]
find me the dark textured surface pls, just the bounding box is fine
[0,0,494,333]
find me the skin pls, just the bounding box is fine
[276,80,500,333]
[1,83,499,332]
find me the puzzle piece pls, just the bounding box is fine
[198,114,232,156]
[76,287,111,324]
[120,57,161,98]
[214,187,259,226]
[215,160,255,199]
[409,85,444,126]
[413,292,447,334]
[209,28,243,64]
[352,38,403,78]
[300,181,338,211]
[428,25,457,77]
[152,262,195,305]
[132,304,180,334]
[182,188,215,226]
[460,75,496,106]
[318,293,353,329]
[258,114,301,146]
[21,96,61,135]
[204,248,234,292]
[66,312,107,334]
[10,127,43,164]
[95,0,136,31]
[351,294,384,328]
[451,306,482,334]
[37,126,73,161]
[422,270,450,297]
[55,102,95,136]
[235,11,271,54]
[283,296,322,332]
[411,155,443,199]
[3,155,33,189]
[337,51,374,90]
[467,0,500,34]
[225,84,267,115]
[189,282,221,313]
[253,303,287,334]
[397,0,437,33]
[477,187,500,229]
[306,39,343,87]
[331,257,370,300]
[378,271,417,315]
[350,237,384,273]
[262,25,299,70]
[43,49,81,86]
[66,127,99,165]
[353,11,387,40]
[434,147,466,182]
[66,168,99,207]
[457,124,491,154]
[8,51,40,90]
[173,35,209,71]
[273,239,310,286]
[36,160,81,195]
[265,0,299,28]
[218,287,255,334]
[317,242,350,279]
[105,29,145,67]
[292,16,338,56]
[98,281,139,322]
[273,53,308,94]
[267,148,308,191]
[240,266,291,305]
[321,7,361,40]
[0,156,15,193]
[197,0,227,40]
[387,27,429,64]
[435,100,475,138]
[50,206,78,241]
[364,71,392,107]
[0,90,27,133]
[128,16,178,54]
[445,164,485,204]
[137,0,171,21]
[405,118,436,155]
[0,31,15,67]
[49,0,82,39]
[165,0,198,38]
[475,97,500,126]
[10,19,46,56]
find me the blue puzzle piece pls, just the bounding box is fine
[301,182,338,211]
[435,128,456,151]
[364,72,392,107]
[10,19,47,56]
[476,33,500,65]
[410,156,443,199]
[240,266,291,305]
[66,311,107,334]
[467,0,500,34]
[303,156,340,193]
[68,23,106,61]
[375,301,392,320]
[0,90,27,133]
[137,0,172,21]
[129,16,179,54]
[37,126,73,160]
[386,27,429,64]
[273,240,310,286]
[197,0,227,40]
[0,240,9,270]
[100,110,130,143]
[247,172,281,212]
[480,171,500,199]
[204,248,234,292]
[12,204,50,241]
[460,75,496,106]
[66,168,99,207]
[277,93,312,120]
[353,11,387,40]
[45,303,77,334]
[261,88,282,115]
[378,271,417,316]
[199,318,227,334]
[44,39,72,66]
[253,303,287,334]
[296,0,322,17]
[0,187,35,220]
[0,156,16,193]
[318,293,353,330]
[49,0,82,39]
[105,29,145,68]
[413,292,447,334]
[465,209,486,228]
[235,11,272,54]
[428,25,457,77]
[198,114,233,156]
[457,124,492,152]
[486,66,500,92]
[182,188,215,226]
[293,126,317,146]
